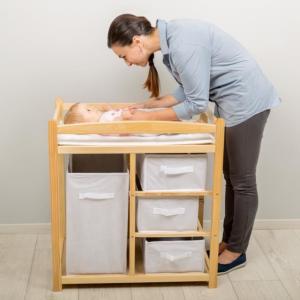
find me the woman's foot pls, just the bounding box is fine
[207,241,228,257]
[218,249,241,264]
[218,251,247,275]
[218,241,228,255]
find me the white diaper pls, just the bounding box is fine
[99,109,123,122]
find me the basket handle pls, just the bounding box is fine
[79,192,115,200]
[152,207,185,216]
[160,165,194,175]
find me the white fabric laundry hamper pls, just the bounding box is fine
[143,238,205,273]
[137,154,207,190]
[66,155,129,274]
[137,197,199,232]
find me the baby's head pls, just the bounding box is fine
[64,103,103,124]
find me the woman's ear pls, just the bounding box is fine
[132,35,142,46]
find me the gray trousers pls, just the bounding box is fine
[222,109,270,253]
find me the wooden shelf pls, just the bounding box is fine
[135,190,212,198]
[135,231,210,238]
[135,218,210,238]
[61,272,210,285]
[61,240,210,285]
[58,144,215,154]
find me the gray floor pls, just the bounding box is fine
[0,230,300,300]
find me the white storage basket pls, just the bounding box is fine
[137,154,207,190]
[137,197,199,232]
[143,238,205,273]
[66,155,129,274]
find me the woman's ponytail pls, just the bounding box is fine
[144,53,160,97]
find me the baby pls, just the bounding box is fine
[64,103,132,124]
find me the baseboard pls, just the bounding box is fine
[0,219,300,234]
[204,219,300,230]
[252,219,300,230]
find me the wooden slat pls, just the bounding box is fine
[61,272,209,285]
[200,217,210,273]
[48,119,62,291]
[135,230,210,238]
[129,154,136,275]
[135,190,212,198]
[135,219,210,239]
[58,155,65,243]
[57,121,216,134]
[59,236,64,260]
[53,97,63,121]
[58,144,215,154]
[208,117,225,288]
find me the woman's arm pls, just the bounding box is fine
[150,95,179,108]
[129,95,179,109]
[170,46,211,120]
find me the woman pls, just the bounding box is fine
[107,14,280,274]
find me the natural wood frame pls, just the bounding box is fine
[48,97,225,291]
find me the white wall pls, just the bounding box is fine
[0,0,299,223]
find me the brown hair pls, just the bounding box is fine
[107,14,160,97]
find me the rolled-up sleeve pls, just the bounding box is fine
[171,46,211,120]
[172,85,186,103]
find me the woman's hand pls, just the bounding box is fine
[121,109,135,120]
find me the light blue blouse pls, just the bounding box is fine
[157,19,281,127]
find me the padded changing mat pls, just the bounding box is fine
[58,133,215,146]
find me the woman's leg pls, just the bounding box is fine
[219,134,234,254]
[222,136,234,246]
[221,109,270,256]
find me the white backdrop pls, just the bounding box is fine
[0,0,299,224]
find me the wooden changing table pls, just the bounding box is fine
[48,97,225,291]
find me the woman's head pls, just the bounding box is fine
[107,14,160,97]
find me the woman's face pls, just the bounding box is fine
[112,36,150,67]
